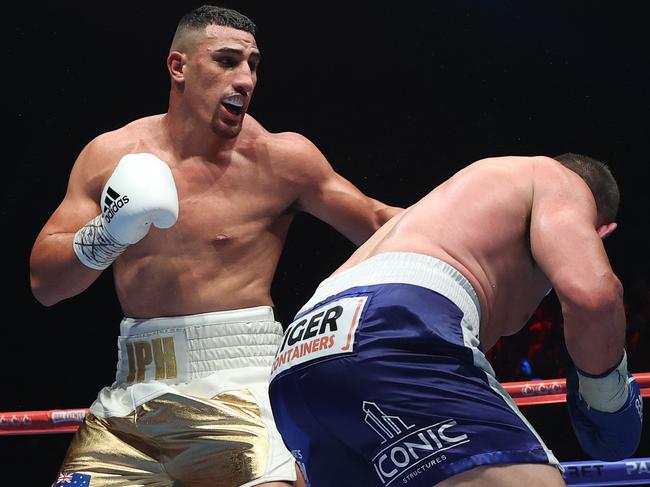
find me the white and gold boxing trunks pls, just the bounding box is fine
[54,306,296,487]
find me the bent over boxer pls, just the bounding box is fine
[269,154,642,487]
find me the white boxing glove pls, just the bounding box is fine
[73,153,179,270]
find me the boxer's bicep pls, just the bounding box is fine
[37,145,105,240]
[530,178,607,297]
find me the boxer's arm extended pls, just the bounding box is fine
[287,134,402,245]
[301,171,402,245]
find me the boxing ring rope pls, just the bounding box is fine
[3,373,649,485]
[504,372,650,406]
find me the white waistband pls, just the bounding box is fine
[299,252,481,327]
[115,306,283,385]
[120,305,277,335]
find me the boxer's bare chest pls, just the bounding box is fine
[165,154,297,243]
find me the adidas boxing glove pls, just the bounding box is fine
[73,153,179,270]
[566,351,643,461]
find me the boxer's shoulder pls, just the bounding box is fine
[76,116,166,174]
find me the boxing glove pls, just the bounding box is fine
[566,351,643,461]
[73,153,179,270]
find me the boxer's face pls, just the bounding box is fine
[177,25,260,139]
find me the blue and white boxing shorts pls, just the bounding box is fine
[269,252,561,487]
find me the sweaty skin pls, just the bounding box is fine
[30,25,398,319]
[335,155,625,375]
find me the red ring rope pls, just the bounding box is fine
[3,374,648,487]
[2,373,648,435]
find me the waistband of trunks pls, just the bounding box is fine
[115,306,284,385]
[299,252,480,326]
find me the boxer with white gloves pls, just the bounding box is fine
[31,6,401,487]
[73,153,179,270]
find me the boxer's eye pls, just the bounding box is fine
[216,56,237,68]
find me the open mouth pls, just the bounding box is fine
[222,95,244,116]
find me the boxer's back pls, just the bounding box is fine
[336,156,557,349]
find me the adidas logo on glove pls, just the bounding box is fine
[73,153,179,270]
[103,186,130,224]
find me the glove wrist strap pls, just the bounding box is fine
[576,351,629,413]
[73,215,128,270]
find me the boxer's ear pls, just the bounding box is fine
[167,51,186,83]
[597,222,617,240]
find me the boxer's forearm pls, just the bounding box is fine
[371,199,404,227]
[559,274,626,375]
[30,233,102,306]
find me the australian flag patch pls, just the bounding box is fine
[55,472,91,486]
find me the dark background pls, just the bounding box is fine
[6,1,650,483]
